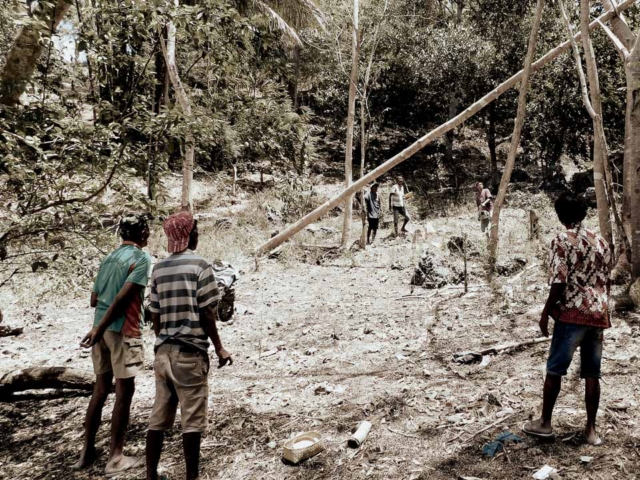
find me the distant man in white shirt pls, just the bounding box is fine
[389,176,410,235]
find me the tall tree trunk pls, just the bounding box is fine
[158,2,195,211]
[254,0,636,256]
[341,0,360,247]
[629,34,640,281]
[603,0,636,276]
[487,104,499,190]
[488,0,544,264]
[148,29,167,201]
[0,0,72,105]
[580,0,613,248]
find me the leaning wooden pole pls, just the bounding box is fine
[254,0,637,256]
[488,0,544,263]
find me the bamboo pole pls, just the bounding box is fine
[254,0,638,256]
[488,0,544,263]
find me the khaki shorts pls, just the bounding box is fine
[92,330,144,379]
[149,344,210,434]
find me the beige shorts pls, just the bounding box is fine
[149,344,210,434]
[92,330,144,379]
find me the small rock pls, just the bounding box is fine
[580,456,593,464]
[267,441,277,449]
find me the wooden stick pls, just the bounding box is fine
[488,0,544,263]
[254,1,637,255]
[479,337,551,356]
[597,19,630,59]
[458,413,518,444]
[387,426,423,439]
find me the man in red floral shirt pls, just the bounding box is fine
[524,193,612,446]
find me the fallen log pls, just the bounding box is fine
[0,326,23,337]
[254,1,635,256]
[0,367,95,395]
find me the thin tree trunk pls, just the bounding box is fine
[488,0,544,264]
[341,0,360,248]
[580,0,614,249]
[0,0,72,105]
[254,0,636,256]
[158,1,195,211]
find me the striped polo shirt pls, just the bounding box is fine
[148,250,221,352]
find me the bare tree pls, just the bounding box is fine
[341,0,360,247]
[158,1,195,211]
[488,0,545,264]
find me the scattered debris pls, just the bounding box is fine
[495,256,527,276]
[447,236,477,256]
[411,251,463,289]
[260,349,278,359]
[532,465,557,480]
[348,421,372,448]
[482,431,523,458]
[453,352,483,364]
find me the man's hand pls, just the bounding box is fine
[80,327,103,348]
[539,311,550,338]
[216,348,233,368]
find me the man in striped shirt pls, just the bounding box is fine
[146,211,232,480]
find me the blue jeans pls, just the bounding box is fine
[546,321,604,379]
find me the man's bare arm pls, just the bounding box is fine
[200,304,233,368]
[81,283,143,347]
[151,311,161,337]
[539,283,566,337]
[90,292,98,308]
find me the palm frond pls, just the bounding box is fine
[255,1,303,47]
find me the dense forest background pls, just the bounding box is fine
[1,0,639,273]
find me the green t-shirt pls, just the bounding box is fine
[92,244,151,335]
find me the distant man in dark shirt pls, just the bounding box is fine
[146,211,233,480]
[524,193,612,446]
[475,182,493,236]
[76,215,151,477]
[365,183,382,245]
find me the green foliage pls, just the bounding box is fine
[277,177,320,223]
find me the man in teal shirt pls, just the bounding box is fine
[75,214,151,477]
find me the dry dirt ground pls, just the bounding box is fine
[1,183,640,480]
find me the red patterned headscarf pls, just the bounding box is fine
[163,211,194,253]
